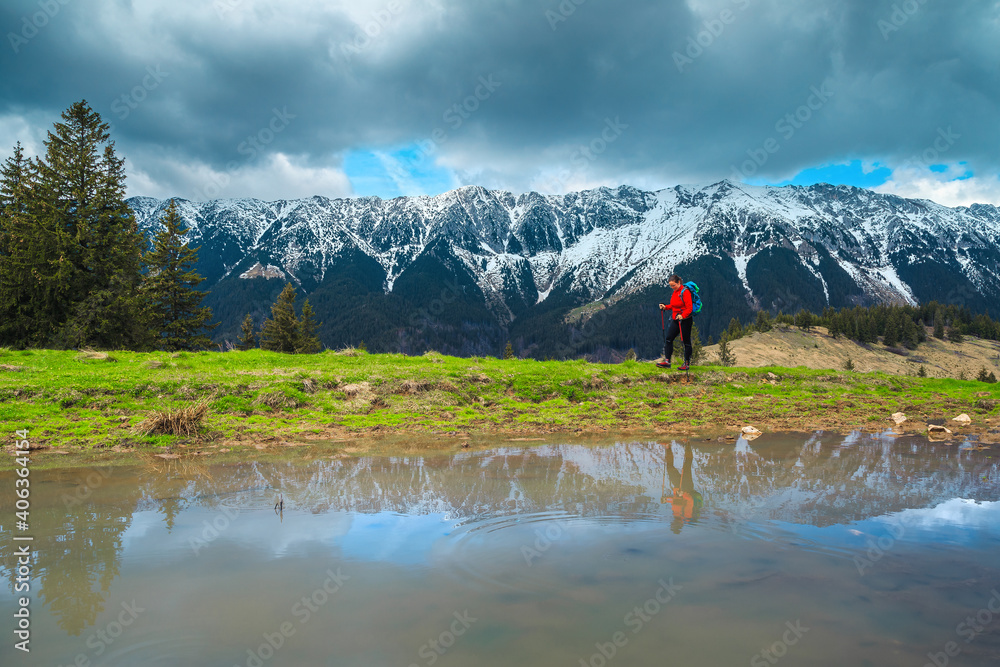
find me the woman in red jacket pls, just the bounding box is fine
[657,274,693,370]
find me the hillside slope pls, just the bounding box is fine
[703,326,1000,379]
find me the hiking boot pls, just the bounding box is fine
[677,364,690,371]
[656,360,671,368]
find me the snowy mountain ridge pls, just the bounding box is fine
[129,180,1000,328]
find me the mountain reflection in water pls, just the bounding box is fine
[1,431,998,667]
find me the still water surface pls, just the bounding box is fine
[2,432,1000,666]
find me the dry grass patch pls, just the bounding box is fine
[254,391,305,410]
[135,400,209,436]
[341,382,372,399]
[397,379,434,394]
[76,349,115,362]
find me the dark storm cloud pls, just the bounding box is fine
[1,0,997,199]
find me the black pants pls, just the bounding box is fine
[664,317,693,363]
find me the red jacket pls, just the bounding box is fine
[668,286,693,320]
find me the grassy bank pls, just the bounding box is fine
[1,348,998,459]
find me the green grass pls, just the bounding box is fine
[0,348,997,460]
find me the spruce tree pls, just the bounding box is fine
[882,314,898,347]
[794,309,813,332]
[754,309,772,333]
[260,283,301,353]
[716,332,735,367]
[690,322,704,364]
[933,311,945,339]
[142,199,216,351]
[673,322,704,364]
[726,317,744,340]
[0,143,40,346]
[27,101,146,348]
[503,340,514,359]
[296,299,322,353]
[237,314,257,350]
[902,318,921,350]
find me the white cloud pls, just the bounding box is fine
[126,152,353,201]
[874,164,1000,207]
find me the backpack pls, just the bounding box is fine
[684,282,702,315]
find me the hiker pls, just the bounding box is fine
[661,442,703,534]
[658,274,694,370]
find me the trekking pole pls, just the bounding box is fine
[679,316,690,378]
[661,308,667,359]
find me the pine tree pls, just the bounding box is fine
[503,340,514,359]
[22,101,146,348]
[296,299,322,353]
[933,311,945,339]
[260,283,301,353]
[142,200,216,351]
[901,318,921,350]
[726,317,744,340]
[882,313,899,347]
[947,327,964,344]
[716,332,735,367]
[977,367,997,383]
[237,314,257,350]
[0,142,39,346]
[754,309,772,333]
[794,309,814,332]
[673,322,704,364]
[827,312,841,339]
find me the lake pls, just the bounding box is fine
[2,432,999,666]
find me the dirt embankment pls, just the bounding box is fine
[702,326,1000,378]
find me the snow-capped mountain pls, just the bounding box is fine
[128,180,1000,357]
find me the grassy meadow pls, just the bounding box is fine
[1,347,998,462]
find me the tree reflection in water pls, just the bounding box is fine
[0,431,997,635]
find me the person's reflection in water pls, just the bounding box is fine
[662,443,703,534]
